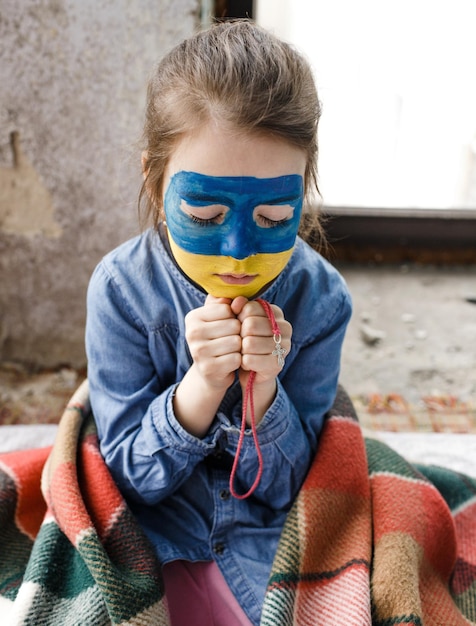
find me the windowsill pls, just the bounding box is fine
[318,206,476,264]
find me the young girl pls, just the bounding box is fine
[86,20,352,626]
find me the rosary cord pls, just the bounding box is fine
[229,298,281,500]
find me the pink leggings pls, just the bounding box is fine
[162,560,254,626]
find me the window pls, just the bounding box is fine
[257,0,476,213]
[202,0,253,22]
[256,0,476,261]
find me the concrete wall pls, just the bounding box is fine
[0,0,199,368]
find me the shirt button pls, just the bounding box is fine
[219,489,230,501]
[213,542,225,555]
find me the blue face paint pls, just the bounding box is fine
[163,171,303,260]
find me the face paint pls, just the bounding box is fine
[164,171,303,260]
[168,235,294,297]
[163,171,303,296]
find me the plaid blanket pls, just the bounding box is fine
[1,382,475,625]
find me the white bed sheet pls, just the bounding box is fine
[1,425,476,479]
[0,424,58,452]
[368,431,476,478]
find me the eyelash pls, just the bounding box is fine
[256,215,289,228]
[188,213,289,228]
[189,214,223,226]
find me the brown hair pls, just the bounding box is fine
[139,19,324,244]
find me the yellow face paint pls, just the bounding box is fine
[168,233,293,298]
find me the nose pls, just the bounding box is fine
[219,220,255,260]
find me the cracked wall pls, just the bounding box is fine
[0,0,199,368]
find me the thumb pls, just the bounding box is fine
[205,294,232,306]
[230,296,249,316]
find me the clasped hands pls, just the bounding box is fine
[186,294,292,390]
[173,295,292,437]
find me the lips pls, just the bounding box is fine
[216,273,257,285]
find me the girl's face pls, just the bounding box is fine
[162,122,307,298]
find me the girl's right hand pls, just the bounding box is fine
[174,295,242,437]
[184,294,242,392]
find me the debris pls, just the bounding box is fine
[54,368,78,389]
[401,313,416,323]
[360,323,386,346]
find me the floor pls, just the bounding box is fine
[338,263,476,403]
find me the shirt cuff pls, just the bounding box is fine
[149,384,223,456]
[220,378,295,452]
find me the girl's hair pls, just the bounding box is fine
[139,19,324,245]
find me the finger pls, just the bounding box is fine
[236,300,267,323]
[230,296,248,316]
[240,353,282,375]
[196,342,242,369]
[194,353,242,387]
[205,294,232,306]
[264,303,286,327]
[241,332,291,357]
[190,335,243,373]
[240,316,274,338]
[241,335,275,355]
[204,333,242,356]
[241,323,291,374]
[188,302,235,324]
[187,317,242,342]
[241,316,292,342]
[242,330,289,369]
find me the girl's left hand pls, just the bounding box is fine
[230,297,292,424]
[230,296,292,425]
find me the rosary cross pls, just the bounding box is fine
[272,333,287,368]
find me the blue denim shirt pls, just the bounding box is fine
[85,228,352,625]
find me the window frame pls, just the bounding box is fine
[320,206,476,264]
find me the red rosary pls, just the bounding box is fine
[229,298,285,500]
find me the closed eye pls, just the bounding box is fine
[255,215,290,228]
[253,204,294,228]
[180,201,228,226]
[189,214,223,226]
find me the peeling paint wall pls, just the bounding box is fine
[0,132,62,237]
[0,0,199,368]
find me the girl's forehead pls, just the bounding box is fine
[164,121,307,182]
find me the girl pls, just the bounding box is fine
[86,20,352,626]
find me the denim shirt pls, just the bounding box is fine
[85,228,352,626]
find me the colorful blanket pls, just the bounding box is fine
[1,381,475,625]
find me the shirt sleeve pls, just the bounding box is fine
[86,262,221,505]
